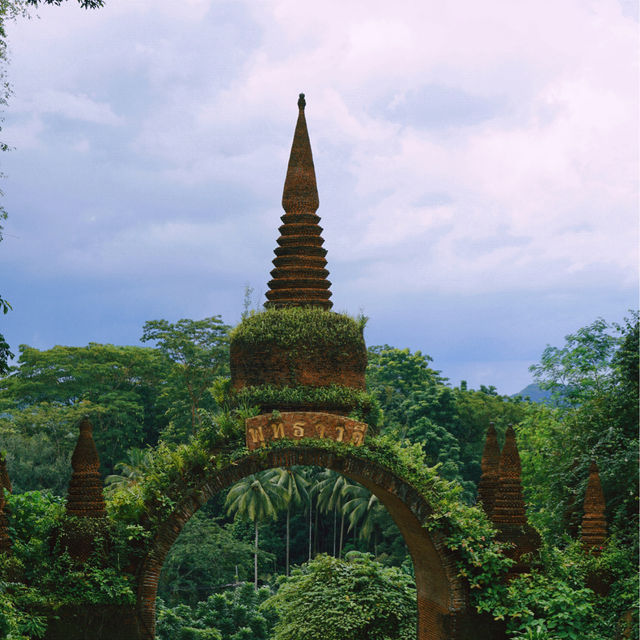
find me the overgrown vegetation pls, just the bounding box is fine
[0,312,636,639]
[233,384,373,418]
[230,307,366,352]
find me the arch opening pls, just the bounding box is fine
[135,445,469,640]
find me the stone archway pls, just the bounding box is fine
[134,445,470,640]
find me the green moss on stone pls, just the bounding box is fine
[230,307,366,352]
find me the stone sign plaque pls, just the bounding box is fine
[245,412,368,451]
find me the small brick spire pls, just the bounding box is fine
[477,422,500,518]
[581,461,607,553]
[492,425,540,576]
[66,418,106,519]
[265,93,333,310]
[492,425,527,527]
[0,485,11,554]
[0,453,11,494]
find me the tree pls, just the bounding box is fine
[529,317,622,404]
[141,317,230,437]
[520,313,639,544]
[225,471,287,588]
[314,470,352,558]
[272,467,309,576]
[0,343,171,475]
[156,583,277,640]
[264,552,417,640]
[157,512,258,606]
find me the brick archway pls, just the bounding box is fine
[135,445,470,640]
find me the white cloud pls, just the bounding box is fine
[1,0,637,391]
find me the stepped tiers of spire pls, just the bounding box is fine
[265,94,333,310]
[492,426,527,528]
[477,423,500,518]
[581,461,607,553]
[66,418,106,519]
[491,425,540,575]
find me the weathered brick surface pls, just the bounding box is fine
[581,461,607,553]
[477,422,500,518]
[265,94,333,310]
[134,446,471,640]
[63,418,107,562]
[230,341,366,392]
[66,418,106,519]
[492,426,540,576]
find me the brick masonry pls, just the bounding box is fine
[133,445,482,640]
[230,341,367,392]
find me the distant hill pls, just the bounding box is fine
[512,383,555,403]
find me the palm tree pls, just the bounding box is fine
[342,483,393,556]
[105,447,153,493]
[272,466,310,576]
[225,470,287,588]
[315,470,353,558]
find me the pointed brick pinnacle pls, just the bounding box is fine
[581,461,607,552]
[66,417,106,519]
[477,422,500,518]
[266,93,333,310]
[492,425,527,527]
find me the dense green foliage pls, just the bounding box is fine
[264,552,416,640]
[141,317,230,439]
[0,343,171,477]
[157,583,277,640]
[230,307,366,350]
[234,384,372,418]
[0,312,636,639]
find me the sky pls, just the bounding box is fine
[0,0,637,395]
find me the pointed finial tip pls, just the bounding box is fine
[298,93,306,109]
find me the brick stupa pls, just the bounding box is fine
[581,461,607,553]
[66,418,106,519]
[491,425,540,575]
[477,422,500,518]
[265,93,332,310]
[230,94,367,411]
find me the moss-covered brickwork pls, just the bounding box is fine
[230,308,369,413]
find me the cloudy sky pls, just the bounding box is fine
[0,0,637,394]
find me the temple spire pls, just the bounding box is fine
[581,461,607,553]
[266,93,332,309]
[492,425,540,576]
[66,418,106,519]
[477,422,500,518]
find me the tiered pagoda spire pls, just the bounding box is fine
[492,426,527,528]
[581,461,607,553]
[477,422,500,518]
[0,452,11,494]
[265,93,333,310]
[66,418,106,519]
[492,425,540,575]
